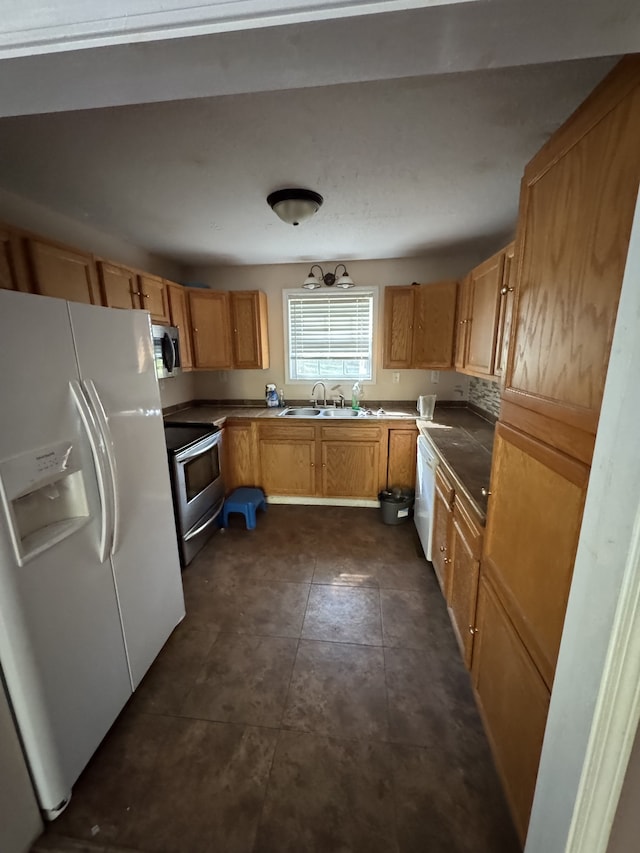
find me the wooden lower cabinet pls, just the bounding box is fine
[321,440,380,498]
[257,423,316,496]
[431,467,453,595]
[447,495,482,668]
[483,422,588,688]
[472,574,550,845]
[386,428,418,490]
[223,421,256,493]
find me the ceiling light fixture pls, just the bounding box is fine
[266,188,323,226]
[302,263,355,290]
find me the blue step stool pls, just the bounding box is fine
[222,487,267,530]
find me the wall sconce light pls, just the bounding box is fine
[302,263,355,290]
[266,188,323,226]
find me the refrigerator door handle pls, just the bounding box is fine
[83,379,120,557]
[69,380,114,562]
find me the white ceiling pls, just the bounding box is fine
[0,0,635,268]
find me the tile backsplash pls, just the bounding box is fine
[468,376,502,419]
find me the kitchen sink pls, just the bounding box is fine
[278,407,321,417]
[320,409,360,418]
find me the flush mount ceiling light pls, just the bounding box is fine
[302,263,355,290]
[266,188,323,226]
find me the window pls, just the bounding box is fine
[285,288,376,383]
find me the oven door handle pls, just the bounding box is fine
[174,428,222,464]
[183,499,224,542]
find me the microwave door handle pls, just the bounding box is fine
[69,381,113,562]
[83,380,120,557]
[162,332,175,374]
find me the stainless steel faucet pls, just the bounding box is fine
[310,382,327,407]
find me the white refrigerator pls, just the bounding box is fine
[0,290,185,819]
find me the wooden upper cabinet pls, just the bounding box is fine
[0,226,30,292]
[504,58,640,461]
[493,242,515,379]
[230,290,270,369]
[411,280,457,368]
[466,250,504,376]
[188,289,233,369]
[97,261,139,310]
[166,282,193,370]
[137,273,169,324]
[26,238,100,305]
[383,281,457,370]
[383,286,414,368]
[454,274,470,371]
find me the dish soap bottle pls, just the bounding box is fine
[265,383,279,408]
[351,381,362,410]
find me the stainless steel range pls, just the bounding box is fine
[163,422,224,567]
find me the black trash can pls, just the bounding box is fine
[378,487,415,525]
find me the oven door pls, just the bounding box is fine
[172,429,224,536]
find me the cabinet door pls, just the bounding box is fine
[166,283,193,370]
[454,275,470,370]
[97,261,140,310]
[138,273,169,324]
[321,440,380,498]
[483,422,588,688]
[493,243,515,379]
[222,421,256,492]
[412,280,457,368]
[466,251,503,376]
[472,574,550,845]
[387,428,418,490]
[230,290,269,369]
[448,496,482,668]
[0,226,30,292]
[431,468,453,596]
[27,238,100,304]
[189,290,233,369]
[504,60,640,463]
[383,286,414,368]
[259,439,316,496]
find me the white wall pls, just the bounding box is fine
[525,192,640,852]
[158,371,197,411]
[0,186,184,280]
[187,256,476,403]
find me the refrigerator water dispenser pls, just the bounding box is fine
[0,441,90,565]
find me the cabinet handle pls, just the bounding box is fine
[439,545,446,552]
[481,487,492,497]
[143,293,150,299]
[444,557,449,564]
[500,286,515,295]
[469,626,478,635]
[311,462,315,468]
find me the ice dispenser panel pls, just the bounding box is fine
[0,442,90,565]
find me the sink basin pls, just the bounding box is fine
[278,407,321,417]
[320,409,361,418]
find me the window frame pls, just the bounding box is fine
[282,286,379,387]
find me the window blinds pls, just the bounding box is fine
[287,290,374,381]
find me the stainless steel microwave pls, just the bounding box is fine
[151,324,181,379]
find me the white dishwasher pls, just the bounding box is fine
[414,433,438,561]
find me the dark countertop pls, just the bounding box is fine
[418,408,495,523]
[164,402,495,521]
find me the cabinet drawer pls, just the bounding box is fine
[259,422,316,441]
[320,425,382,441]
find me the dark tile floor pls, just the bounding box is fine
[32,505,519,853]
